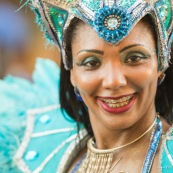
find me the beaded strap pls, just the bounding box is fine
[141,117,162,173]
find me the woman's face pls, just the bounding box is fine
[70,20,159,131]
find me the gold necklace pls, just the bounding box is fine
[90,118,156,153]
[76,118,157,173]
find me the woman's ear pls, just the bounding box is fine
[70,69,75,87]
[158,71,165,85]
[158,71,162,78]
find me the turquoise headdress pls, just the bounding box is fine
[30,0,173,71]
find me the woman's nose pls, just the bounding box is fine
[101,63,127,90]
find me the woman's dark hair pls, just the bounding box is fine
[60,16,173,136]
[60,18,93,135]
[156,47,173,123]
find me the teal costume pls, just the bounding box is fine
[0,58,81,173]
[0,58,88,173]
[14,104,87,173]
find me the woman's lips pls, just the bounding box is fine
[98,94,136,114]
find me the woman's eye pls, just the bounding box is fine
[78,57,101,69]
[124,54,149,64]
[84,60,100,67]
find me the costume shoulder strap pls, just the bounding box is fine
[160,125,173,172]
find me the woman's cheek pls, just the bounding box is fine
[75,72,101,96]
[127,63,158,87]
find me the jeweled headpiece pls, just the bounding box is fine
[29,0,173,71]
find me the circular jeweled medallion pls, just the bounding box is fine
[94,6,132,44]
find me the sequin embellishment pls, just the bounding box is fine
[39,114,51,124]
[49,6,68,42]
[25,151,39,161]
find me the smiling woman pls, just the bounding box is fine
[60,15,169,173]
[70,19,158,131]
[17,0,173,173]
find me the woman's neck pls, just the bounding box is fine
[90,111,156,150]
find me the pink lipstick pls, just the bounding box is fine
[97,94,136,114]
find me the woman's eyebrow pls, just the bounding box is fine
[120,44,145,53]
[77,44,147,55]
[77,49,104,56]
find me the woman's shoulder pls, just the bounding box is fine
[14,105,88,173]
[160,124,173,172]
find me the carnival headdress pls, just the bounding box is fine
[29,0,173,71]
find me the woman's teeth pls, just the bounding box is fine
[101,95,133,108]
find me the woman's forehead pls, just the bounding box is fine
[72,20,155,51]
